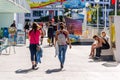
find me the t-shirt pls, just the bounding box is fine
[29,30,40,44]
[57,31,67,45]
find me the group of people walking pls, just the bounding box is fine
[28,21,110,70]
[28,21,71,70]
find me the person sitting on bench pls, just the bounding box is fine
[89,35,110,59]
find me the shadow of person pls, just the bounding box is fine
[42,45,52,48]
[102,62,119,67]
[15,68,38,74]
[45,68,64,74]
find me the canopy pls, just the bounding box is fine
[26,0,66,8]
[0,0,30,13]
[63,0,85,9]
[72,12,84,20]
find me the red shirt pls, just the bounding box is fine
[29,30,40,44]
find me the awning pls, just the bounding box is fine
[0,0,30,13]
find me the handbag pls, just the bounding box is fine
[36,44,41,51]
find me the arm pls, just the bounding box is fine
[54,31,58,47]
[94,38,103,48]
[66,31,71,49]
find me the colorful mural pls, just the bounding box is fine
[65,18,82,35]
[63,0,85,9]
[26,0,66,8]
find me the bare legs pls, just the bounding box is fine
[89,44,96,58]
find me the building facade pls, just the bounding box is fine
[25,4,64,22]
[25,0,114,27]
[86,0,112,27]
[0,0,30,28]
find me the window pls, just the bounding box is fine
[25,19,31,22]
[91,3,94,7]
[33,11,39,17]
[25,13,31,17]
[100,4,103,6]
[33,10,43,17]
[106,4,109,8]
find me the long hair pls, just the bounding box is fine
[31,22,38,33]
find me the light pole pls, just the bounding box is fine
[115,0,117,16]
[104,0,107,30]
[95,0,99,34]
[85,2,90,32]
[58,8,60,21]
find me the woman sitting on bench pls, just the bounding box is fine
[89,35,110,59]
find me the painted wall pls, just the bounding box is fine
[0,13,14,28]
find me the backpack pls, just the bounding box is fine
[57,31,67,45]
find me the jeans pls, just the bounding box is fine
[36,48,43,64]
[58,45,68,65]
[96,45,110,57]
[29,44,37,62]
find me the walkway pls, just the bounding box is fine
[0,39,120,80]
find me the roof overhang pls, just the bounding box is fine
[0,0,30,13]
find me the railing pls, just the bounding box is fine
[82,27,110,39]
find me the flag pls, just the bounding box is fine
[111,0,115,5]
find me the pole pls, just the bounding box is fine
[95,0,100,34]
[84,8,87,31]
[97,4,99,34]
[58,8,60,21]
[104,4,107,30]
[115,0,117,16]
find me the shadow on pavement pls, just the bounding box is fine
[0,53,10,56]
[42,45,52,48]
[15,68,38,74]
[15,45,25,47]
[88,60,102,63]
[102,62,119,67]
[45,68,64,74]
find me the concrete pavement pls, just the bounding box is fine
[0,38,120,80]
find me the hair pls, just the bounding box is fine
[49,21,52,25]
[60,25,64,30]
[101,31,106,34]
[60,22,64,26]
[93,35,98,39]
[31,22,38,33]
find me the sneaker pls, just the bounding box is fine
[89,56,94,59]
[32,65,35,70]
[94,57,100,60]
[34,64,37,67]
[60,63,63,70]
[32,65,39,70]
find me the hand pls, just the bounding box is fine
[54,44,56,47]
[69,45,72,49]
[54,54,57,57]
